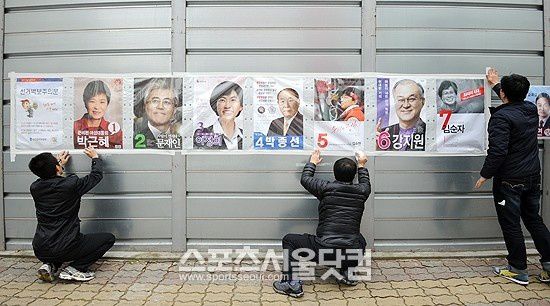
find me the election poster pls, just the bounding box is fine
[526,86,550,138]
[133,78,183,150]
[376,77,427,151]
[435,79,486,152]
[14,78,64,150]
[192,76,246,150]
[73,77,124,149]
[252,77,304,150]
[314,78,365,151]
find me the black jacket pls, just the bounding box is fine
[267,112,304,136]
[480,84,540,180]
[31,158,103,256]
[300,162,371,248]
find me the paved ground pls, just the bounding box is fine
[0,255,548,305]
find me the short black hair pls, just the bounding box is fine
[28,152,58,179]
[333,157,357,182]
[437,80,458,98]
[536,92,550,106]
[500,74,530,103]
[209,81,243,116]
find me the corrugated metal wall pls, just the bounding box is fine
[0,0,546,252]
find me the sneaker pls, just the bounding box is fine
[338,268,358,286]
[58,266,95,282]
[273,280,304,298]
[538,270,550,283]
[37,263,56,282]
[493,266,529,285]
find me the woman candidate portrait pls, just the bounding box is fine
[73,79,122,149]
[193,81,244,150]
[133,78,182,149]
[267,87,303,137]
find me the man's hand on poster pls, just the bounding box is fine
[84,146,99,159]
[474,176,487,189]
[486,68,500,88]
[375,118,389,137]
[355,151,368,168]
[56,150,70,167]
[310,149,323,165]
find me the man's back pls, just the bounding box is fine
[300,162,371,248]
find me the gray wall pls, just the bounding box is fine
[1,0,546,252]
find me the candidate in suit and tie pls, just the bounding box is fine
[536,93,550,135]
[267,88,303,137]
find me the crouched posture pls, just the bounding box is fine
[29,147,115,282]
[274,150,371,297]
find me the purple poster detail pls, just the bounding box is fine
[377,78,390,128]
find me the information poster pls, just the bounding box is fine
[314,78,365,151]
[73,77,123,149]
[252,77,304,150]
[435,79,486,152]
[192,76,246,150]
[14,78,64,150]
[133,78,183,149]
[376,77,427,151]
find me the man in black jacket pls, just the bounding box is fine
[475,68,550,285]
[29,147,115,282]
[273,149,370,297]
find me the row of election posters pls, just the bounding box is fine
[12,74,495,156]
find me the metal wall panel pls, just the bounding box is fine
[2,1,174,250]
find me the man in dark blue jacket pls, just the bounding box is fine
[273,149,371,297]
[29,147,115,282]
[475,68,550,285]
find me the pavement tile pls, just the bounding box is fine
[365,282,389,290]
[536,290,550,299]
[404,268,429,274]
[377,261,401,268]
[456,293,489,304]
[147,292,177,302]
[232,302,261,306]
[474,283,503,293]
[94,290,125,301]
[397,260,423,268]
[381,268,407,275]
[261,292,290,302]
[403,296,433,306]
[180,283,208,293]
[101,283,131,292]
[370,288,399,298]
[64,290,99,301]
[499,282,529,292]
[442,259,467,267]
[410,273,436,281]
[386,274,412,281]
[120,290,152,301]
[74,283,104,292]
[511,290,540,300]
[3,297,37,305]
[40,290,71,299]
[375,297,406,306]
[523,300,550,306]
[206,283,234,293]
[0,288,22,296]
[59,300,88,306]
[483,291,515,302]
[232,292,261,302]
[347,297,377,305]
[3,281,31,290]
[447,284,479,295]
[527,282,550,290]
[203,292,232,302]
[175,292,204,302]
[465,277,494,285]
[128,283,156,292]
[343,289,370,299]
[439,278,467,287]
[316,290,344,300]
[415,279,443,288]
[15,289,44,298]
[390,280,417,289]
[153,284,181,293]
[431,295,460,305]
[397,288,424,297]
[422,287,450,296]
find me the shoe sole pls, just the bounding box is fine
[273,286,304,298]
[537,276,550,283]
[58,273,94,282]
[37,269,54,282]
[493,270,529,286]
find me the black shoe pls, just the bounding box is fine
[273,280,304,298]
[339,268,358,286]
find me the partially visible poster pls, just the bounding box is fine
[192,76,246,150]
[252,77,304,150]
[133,78,183,149]
[526,86,550,138]
[313,78,365,151]
[14,78,64,150]
[435,79,486,152]
[73,78,123,149]
[376,77,427,151]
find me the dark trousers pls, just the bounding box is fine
[493,175,550,270]
[37,233,115,271]
[282,233,367,280]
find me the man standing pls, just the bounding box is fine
[29,147,115,282]
[475,68,550,285]
[377,79,426,151]
[273,149,370,297]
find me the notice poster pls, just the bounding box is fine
[14,78,64,150]
[313,78,365,151]
[526,86,550,138]
[133,78,183,149]
[192,76,245,150]
[252,77,304,150]
[435,79,486,152]
[376,77,427,151]
[73,78,123,149]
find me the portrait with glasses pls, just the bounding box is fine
[73,78,123,149]
[133,78,183,149]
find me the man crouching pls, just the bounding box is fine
[28,147,115,282]
[273,149,371,297]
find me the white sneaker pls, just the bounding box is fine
[37,263,56,282]
[58,266,95,282]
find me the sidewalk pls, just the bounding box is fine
[0,255,548,305]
